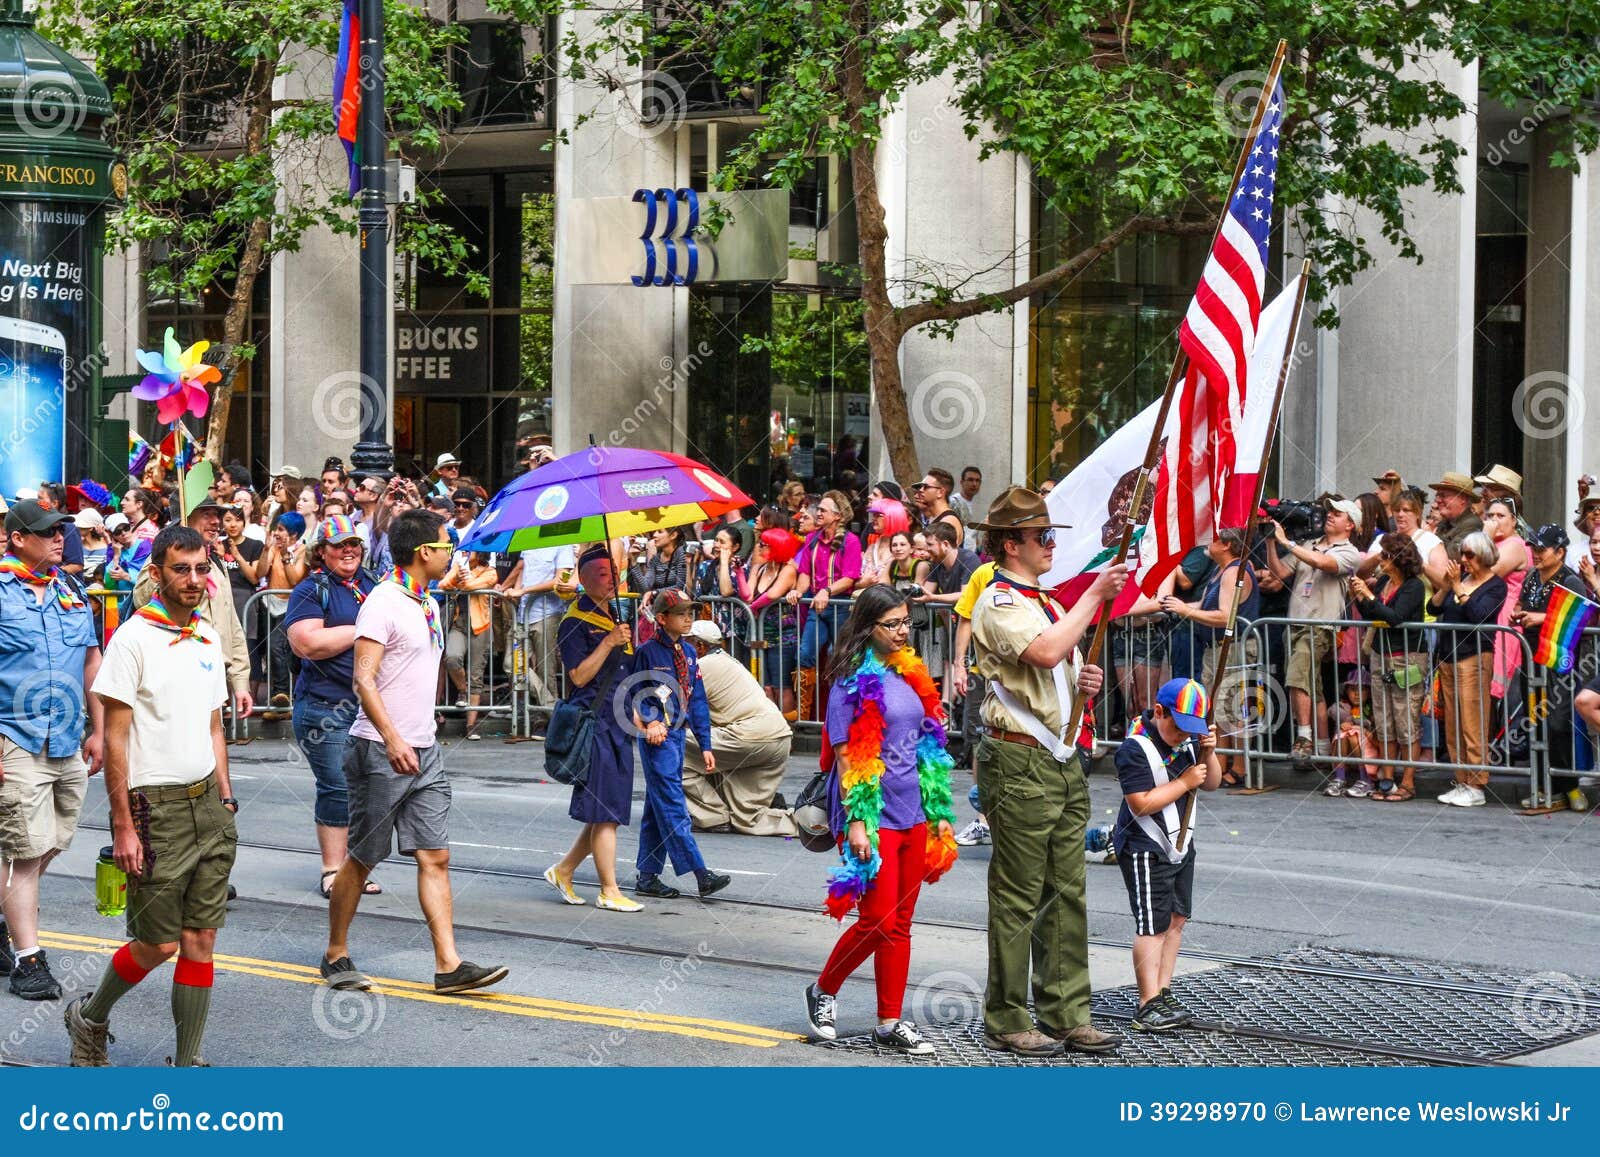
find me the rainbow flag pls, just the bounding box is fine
[1534,585,1599,673]
[159,424,198,471]
[332,0,361,197]
[128,432,152,478]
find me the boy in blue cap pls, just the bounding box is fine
[630,589,732,899]
[1112,677,1221,1032]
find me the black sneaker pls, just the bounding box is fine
[873,1019,935,1056]
[226,885,238,902]
[319,956,372,991]
[9,951,63,1001]
[634,875,681,899]
[1160,987,1194,1027]
[1131,997,1186,1032]
[804,983,837,1040]
[434,960,509,994]
[697,871,732,898]
[0,920,12,976]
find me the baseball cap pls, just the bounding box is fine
[650,588,699,617]
[1155,678,1211,737]
[4,499,71,536]
[73,509,105,530]
[105,513,130,533]
[13,487,39,502]
[1529,523,1571,551]
[686,619,724,645]
[271,464,304,480]
[315,515,363,546]
[451,488,479,506]
[1326,498,1363,530]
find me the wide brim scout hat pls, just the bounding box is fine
[970,485,1072,531]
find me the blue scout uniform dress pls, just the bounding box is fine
[630,631,713,878]
[557,594,635,825]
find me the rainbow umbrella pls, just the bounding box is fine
[459,445,753,554]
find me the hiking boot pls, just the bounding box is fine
[983,1028,1065,1056]
[434,960,509,994]
[634,875,681,899]
[697,871,732,898]
[9,951,62,1001]
[1160,987,1194,1027]
[1041,1022,1123,1053]
[1132,998,1187,1032]
[64,996,113,1066]
[0,920,12,976]
[166,1056,211,1067]
[955,819,991,846]
[1290,736,1315,771]
[804,983,837,1040]
[873,1019,935,1055]
[319,955,372,991]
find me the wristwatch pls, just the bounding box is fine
[221,797,239,811]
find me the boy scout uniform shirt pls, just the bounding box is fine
[970,569,1080,738]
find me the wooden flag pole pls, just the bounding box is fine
[1062,38,1290,746]
[1175,257,1313,852]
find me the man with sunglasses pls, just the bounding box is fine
[969,486,1127,1057]
[912,468,964,539]
[0,500,103,1001]
[446,488,480,548]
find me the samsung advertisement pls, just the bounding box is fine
[0,202,93,497]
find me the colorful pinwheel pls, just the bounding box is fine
[133,328,220,425]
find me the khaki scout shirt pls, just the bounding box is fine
[970,568,1081,738]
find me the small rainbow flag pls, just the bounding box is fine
[1534,585,1599,673]
[332,0,362,197]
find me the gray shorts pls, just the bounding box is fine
[344,736,451,866]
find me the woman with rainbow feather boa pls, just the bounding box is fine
[802,585,959,1054]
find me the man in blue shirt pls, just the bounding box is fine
[285,517,382,899]
[0,500,103,1000]
[630,589,730,900]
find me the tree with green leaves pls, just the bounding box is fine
[512,0,1599,486]
[41,0,488,462]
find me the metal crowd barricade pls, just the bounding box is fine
[1536,623,1600,806]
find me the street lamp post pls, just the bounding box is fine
[350,0,393,478]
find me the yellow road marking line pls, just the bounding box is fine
[39,931,798,1048]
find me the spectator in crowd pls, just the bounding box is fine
[132,499,253,724]
[74,509,109,584]
[1579,522,1600,600]
[697,528,745,644]
[501,542,577,724]
[860,499,910,586]
[1267,498,1362,771]
[1481,497,1529,700]
[0,499,102,1001]
[630,527,690,597]
[268,474,302,523]
[33,485,84,576]
[882,531,927,597]
[1571,496,1600,572]
[101,514,146,600]
[546,545,641,913]
[320,458,347,494]
[755,505,791,535]
[953,466,983,523]
[430,452,463,499]
[217,505,264,628]
[1372,469,1404,507]
[1426,473,1482,560]
[1349,534,1427,802]
[1352,491,1392,553]
[793,501,820,539]
[1428,532,1506,807]
[1513,524,1587,779]
[913,468,963,538]
[1474,465,1523,508]
[786,490,862,720]
[285,516,382,898]
[1387,489,1448,591]
[446,489,479,548]
[921,520,981,606]
[294,483,322,528]
[730,527,800,718]
[680,620,796,836]
[321,494,352,520]
[257,511,308,714]
[440,551,500,739]
[219,462,254,497]
[121,487,162,549]
[778,479,807,519]
[1110,575,1175,736]
[351,475,383,530]
[1165,529,1257,786]
[232,490,267,542]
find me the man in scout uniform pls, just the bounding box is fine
[969,486,1127,1057]
[70,526,239,1067]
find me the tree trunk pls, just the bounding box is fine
[203,56,275,466]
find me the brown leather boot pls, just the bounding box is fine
[796,667,817,721]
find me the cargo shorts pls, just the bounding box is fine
[126,775,238,945]
[0,737,88,862]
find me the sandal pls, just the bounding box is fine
[1377,785,1414,802]
[1221,770,1246,788]
[320,869,383,898]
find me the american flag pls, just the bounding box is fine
[1146,76,1285,590]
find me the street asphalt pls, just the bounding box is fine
[3,731,1596,1067]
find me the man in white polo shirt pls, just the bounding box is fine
[69,525,238,1067]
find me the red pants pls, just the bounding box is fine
[818,822,925,1020]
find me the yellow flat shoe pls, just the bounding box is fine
[596,893,643,913]
[543,865,584,906]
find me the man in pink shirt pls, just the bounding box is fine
[319,509,508,995]
[784,489,862,718]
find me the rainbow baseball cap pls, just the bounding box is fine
[1156,678,1211,736]
[316,515,363,546]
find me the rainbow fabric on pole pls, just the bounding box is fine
[128,432,153,478]
[333,0,362,197]
[1534,585,1599,673]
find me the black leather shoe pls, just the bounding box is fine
[634,875,681,899]
[697,871,732,898]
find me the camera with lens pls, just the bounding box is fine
[1260,498,1326,543]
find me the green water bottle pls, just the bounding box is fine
[95,846,126,917]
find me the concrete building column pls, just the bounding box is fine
[1523,125,1576,524]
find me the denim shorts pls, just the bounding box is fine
[291,696,359,827]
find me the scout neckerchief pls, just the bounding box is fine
[134,595,210,645]
[387,566,443,650]
[668,635,692,705]
[563,595,633,654]
[0,554,84,610]
[984,568,1086,757]
[334,571,368,605]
